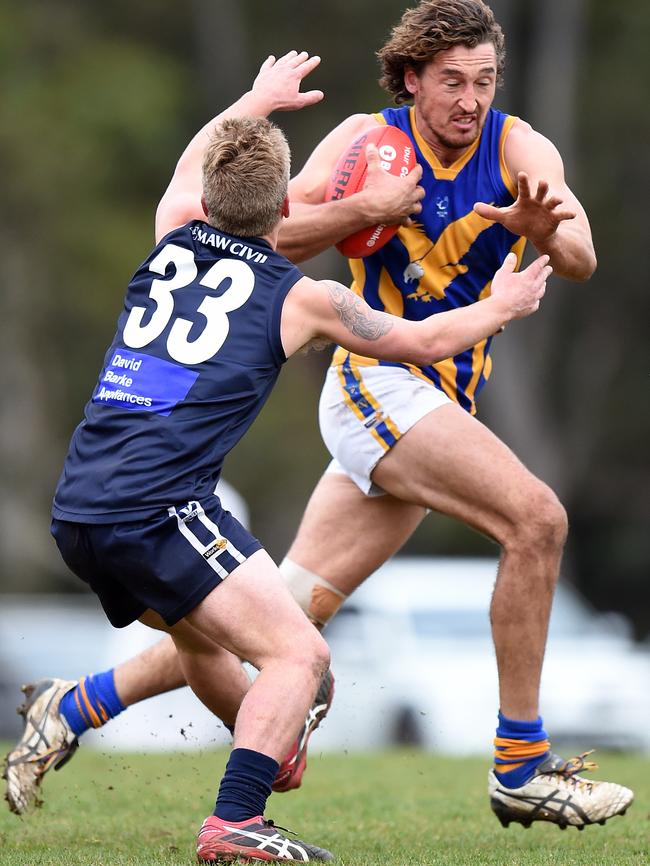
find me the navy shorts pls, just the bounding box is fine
[51,496,263,628]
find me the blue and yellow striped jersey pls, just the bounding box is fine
[332,105,525,414]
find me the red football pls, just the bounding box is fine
[324,125,417,258]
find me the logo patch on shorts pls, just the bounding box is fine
[203,539,228,559]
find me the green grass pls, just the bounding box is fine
[0,746,647,865]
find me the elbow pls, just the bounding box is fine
[581,250,597,282]
[563,248,597,283]
[569,246,597,282]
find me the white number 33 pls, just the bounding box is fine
[123,243,255,365]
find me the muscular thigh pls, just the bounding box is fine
[178,549,322,669]
[286,472,426,594]
[371,403,543,543]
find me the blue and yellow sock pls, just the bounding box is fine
[214,748,279,821]
[494,711,550,789]
[59,670,126,736]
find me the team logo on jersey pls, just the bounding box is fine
[403,262,425,283]
[435,195,450,219]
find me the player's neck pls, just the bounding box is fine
[263,217,285,251]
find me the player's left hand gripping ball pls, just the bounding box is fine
[325,126,417,258]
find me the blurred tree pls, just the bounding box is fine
[0,0,647,636]
[0,1,191,588]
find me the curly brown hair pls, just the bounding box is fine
[378,0,506,103]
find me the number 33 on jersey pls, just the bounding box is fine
[53,220,303,522]
[95,223,300,416]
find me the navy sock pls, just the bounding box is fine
[214,748,279,822]
[59,670,126,737]
[494,711,550,789]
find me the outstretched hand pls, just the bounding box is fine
[474,172,576,246]
[252,50,324,112]
[490,252,552,320]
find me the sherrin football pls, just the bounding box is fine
[324,125,417,258]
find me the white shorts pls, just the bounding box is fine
[319,362,452,496]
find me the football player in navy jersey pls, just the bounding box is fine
[5,42,555,859]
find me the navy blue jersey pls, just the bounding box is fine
[53,221,303,523]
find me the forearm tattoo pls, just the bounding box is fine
[327,282,393,340]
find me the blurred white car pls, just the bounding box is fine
[2,554,648,756]
[316,557,650,755]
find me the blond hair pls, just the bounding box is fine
[202,117,290,238]
[378,0,506,103]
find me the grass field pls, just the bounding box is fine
[0,745,647,865]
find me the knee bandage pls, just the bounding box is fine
[279,557,348,628]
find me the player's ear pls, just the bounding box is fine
[281,194,290,219]
[201,194,209,217]
[404,66,419,96]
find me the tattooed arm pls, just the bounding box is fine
[281,256,551,364]
[325,281,394,341]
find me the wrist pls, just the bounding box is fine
[529,228,560,255]
[484,294,514,325]
[238,89,276,118]
[349,187,384,224]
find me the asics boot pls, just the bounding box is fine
[3,678,79,814]
[489,750,634,830]
[196,815,333,862]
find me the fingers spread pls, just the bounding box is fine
[298,55,322,77]
[299,89,325,107]
[534,180,549,201]
[553,208,577,222]
[544,195,564,210]
[517,172,531,198]
[276,50,299,64]
[473,201,500,219]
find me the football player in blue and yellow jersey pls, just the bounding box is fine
[278,0,631,832]
[5,42,558,859]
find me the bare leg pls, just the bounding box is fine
[286,404,566,720]
[371,404,567,720]
[113,636,184,705]
[143,549,330,761]
[114,631,249,728]
[286,471,426,595]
